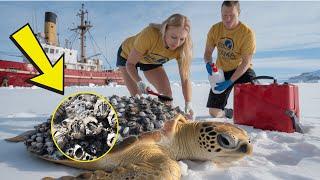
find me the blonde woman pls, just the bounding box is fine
[116,14,194,118]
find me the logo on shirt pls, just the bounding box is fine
[217,37,236,60]
[224,39,233,50]
[144,53,170,64]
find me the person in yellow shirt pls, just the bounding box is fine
[117,14,194,118]
[204,1,256,118]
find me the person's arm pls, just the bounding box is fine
[204,25,216,64]
[126,48,144,83]
[204,45,215,64]
[127,26,154,82]
[179,63,193,118]
[179,66,192,103]
[204,45,216,76]
[230,54,252,82]
[231,29,256,82]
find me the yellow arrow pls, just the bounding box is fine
[10,23,64,95]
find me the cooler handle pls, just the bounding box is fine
[251,76,277,84]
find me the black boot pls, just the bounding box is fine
[224,108,233,119]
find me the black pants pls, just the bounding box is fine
[116,46,162,71]
[206,68,256,109]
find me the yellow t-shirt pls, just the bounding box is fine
[206,22,256,71]
[120,26,180,64]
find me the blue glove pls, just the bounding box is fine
[214,80,233,92]
[206,62,212,76]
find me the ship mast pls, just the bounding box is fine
[71,3,92,63]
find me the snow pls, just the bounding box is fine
[0,83,320,179]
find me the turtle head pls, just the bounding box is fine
[195,121,252,163]
[174,120,252,164]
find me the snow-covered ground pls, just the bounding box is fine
[0,83,319,179]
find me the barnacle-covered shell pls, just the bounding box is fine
[24,94,186,161]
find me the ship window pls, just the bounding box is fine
[44,48,49,53]
[50,49,54,54]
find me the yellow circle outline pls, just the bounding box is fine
[51,91,119,162]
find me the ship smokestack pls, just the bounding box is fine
[44,12,57,46]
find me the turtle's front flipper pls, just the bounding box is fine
[110,158,181,180]
[5,130,36,142]
[45,154,181,180]
[43,170,110,180]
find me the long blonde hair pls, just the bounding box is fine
[149,14,193,79]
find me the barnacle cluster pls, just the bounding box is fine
[110,94,184,140]
[52,93,118,161]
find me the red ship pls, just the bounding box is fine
[0,4,124,87]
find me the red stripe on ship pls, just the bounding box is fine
[0,60,124,87]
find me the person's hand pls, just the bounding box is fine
[137,81,148,94]
[185,102,195,120]
[206,62,212,76]
[214,80,233,92]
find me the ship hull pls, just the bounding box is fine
[0,60,124,87]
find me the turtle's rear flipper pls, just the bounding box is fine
[5,130,36,142]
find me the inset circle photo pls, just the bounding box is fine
[51,92,119,162]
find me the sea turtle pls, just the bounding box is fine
[6,114,252,180]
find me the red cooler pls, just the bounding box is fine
[233,76,303,133]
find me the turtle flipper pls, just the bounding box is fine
[46,154,181,180]
[43,170,111,180]
[111,158,180,180]
[163,114,188,137]
[5,130,36,142]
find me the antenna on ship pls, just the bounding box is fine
[70,3,92,63]
[68,3,113,69]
